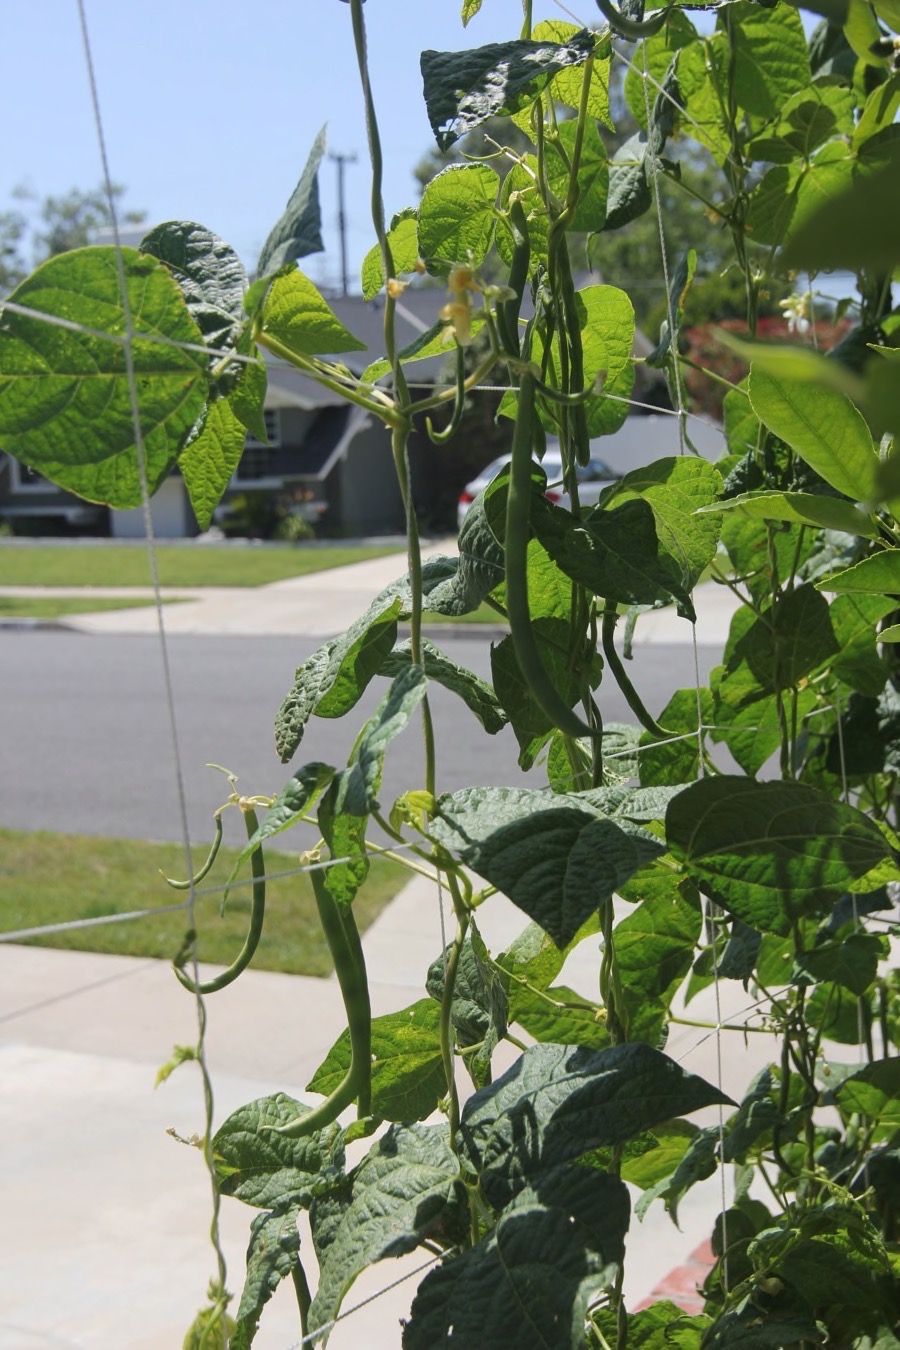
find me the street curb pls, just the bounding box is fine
[0,617,66,632]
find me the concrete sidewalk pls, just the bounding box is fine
[0,872,771,1349]
[0,540,742,642]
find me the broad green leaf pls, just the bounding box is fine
[723,386,760,459]
[498,919,609,1045]
[705,489,879,539]
[404,1166,629,1350]
[545,117,608,234]
[361,305,492,384]
[829,593,893,696]
[793,933,884,996]
[427,926,508,1085]
[834,1057,900,1130]
[242,762,336,860]
[639,688,713,788]
[498,914,600,997]
[178,395,247,530]
[748,366,878,502]
[227,332,268,442]
[307,1123,461,1334]
[535,20,613,126]
[274,596,402,763]
[360,210,419,300]
[711,663,816,778]
[534,496,695,619]
[817,548,900,597]
[702,1296,827,1349]
[722,583,839,692]
[721,1067,784,1164]
[746,142,855,247]
[140,221,247,353]
[508,981,610,1050]
[625,13,698,131]
[783,133,900,271]
[579,784,686,822]
[747,85,855,164]
[423,501,505,614]
[0,247,208,509]
[431,786,664,947]
[420,31,595,151]
[308,1000,445,1123]
[257,125,326,277]
[872,0,900,26]
[212,1093,340,1209]
[599,1303,712,1347]
[853,74,900,149]
[382,638,506,734]
[750,1204,893,1313]
[677,35,732,165]
[636,1124,719,1223]
[490,620,575,769]
[258,268,366,360]
[317,665,427,905]
[459,1041,731,1208]
[844,0,891,63]
[574,285,635,436]
[727,0,810,118]
[613,887,702,1043]
[461,0,482,24]
[598,456,722,593]
[231,1205,301,1350]
[418,164,499,272]
[603,132,653,231]
[718,332,862,402]
[666,776,893,934]
[619,1121,700,1192]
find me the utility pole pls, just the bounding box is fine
[329,151,357,296]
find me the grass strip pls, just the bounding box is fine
[0,827,407,978]
[0,543,403,589]
[0,596,177,619]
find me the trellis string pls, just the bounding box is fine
[75,0,228,1298]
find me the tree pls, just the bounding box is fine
[0,183,145,294]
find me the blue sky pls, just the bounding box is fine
[3,0,547,291]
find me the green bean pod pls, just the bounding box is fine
[162,815,223,890]
[174,809,266,996]
[497,199,531,359]
[268,867,372,1137]
[506,370,597,741]
[426,345,466,444]
[595,0,671,40]
[601,608,671,738]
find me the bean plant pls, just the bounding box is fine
[2,0,900,1344]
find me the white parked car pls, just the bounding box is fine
[457,447,618,530]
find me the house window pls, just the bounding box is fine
[9,458,50,493]
[236,409,281,483]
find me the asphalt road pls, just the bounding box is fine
[0,631,720,848]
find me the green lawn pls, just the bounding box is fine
[0,828,407,978]
[0,542,403,589]
[0,595,176,619]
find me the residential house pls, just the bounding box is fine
[0,273,719,537]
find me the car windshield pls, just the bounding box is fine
[478,455,614,483]
[543,457,614,483]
